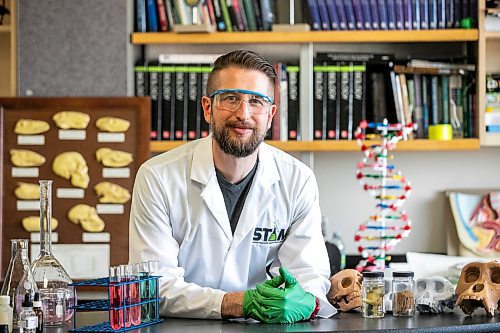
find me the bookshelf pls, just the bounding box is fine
[135,29,481,153]
[0,0,16,97]
[132,4,486,153]
[478,0,500,146]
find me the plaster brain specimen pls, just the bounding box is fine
[14,119,50,135]
[95,117,130,132]
[68,204,105,232]
[10,149,46,167]
[52,152,90,189]
[327,269,362,311]
[52,111,90,129]
[455,261,500,316]
[416,276,456,314]
[94,182,131,204]
[15,182,40,200]
[22,216,58,232]
[96,148,133,168]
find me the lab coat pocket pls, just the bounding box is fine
[250,240,282,271]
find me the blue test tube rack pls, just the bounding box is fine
[68,276,162,332]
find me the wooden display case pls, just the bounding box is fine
[0,97,150,279]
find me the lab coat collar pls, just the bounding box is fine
[191,135,281,245]
[191,135,232,241]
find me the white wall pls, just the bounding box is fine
[313,148,500,255]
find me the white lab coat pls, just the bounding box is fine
[129,135,336,319]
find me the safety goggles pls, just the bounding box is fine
[208,89,274,114]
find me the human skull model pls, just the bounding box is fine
[415,276,456,314]
[455,261,500,316]
[327,269,362,311]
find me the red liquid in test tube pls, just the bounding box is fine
[109,266,123,330]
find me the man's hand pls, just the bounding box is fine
[244,267,318,324]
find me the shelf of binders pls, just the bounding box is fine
[131,29,479,45]
[150,138,480,153]
[68,277,162,333]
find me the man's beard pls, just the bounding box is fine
[211,112,266,158]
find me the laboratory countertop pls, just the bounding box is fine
[58,309,500,333]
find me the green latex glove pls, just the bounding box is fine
[247,267,317,324]
[242,288,258,318]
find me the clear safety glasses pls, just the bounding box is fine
[208,89,274,114]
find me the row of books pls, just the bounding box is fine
[311,53,476,141]
[135,62,212,141]
[134,53,476,142]
[135,0,276,32]
[135,0,478,33]
[486,74,500,133]
[304,0,478,31]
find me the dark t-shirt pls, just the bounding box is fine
[216,160,258,234]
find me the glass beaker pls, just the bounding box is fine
[30,180,75,326]
[1,239,37,327]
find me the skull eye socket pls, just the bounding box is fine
[417,281,427,292]
[464,266,480,283]
[435,281,445,293]
[341,277,353,288]
[491,267,500,284]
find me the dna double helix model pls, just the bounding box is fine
[354,119,415,271]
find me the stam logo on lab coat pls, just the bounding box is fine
[252,227,286,243]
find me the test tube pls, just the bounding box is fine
[118,265,132,328]
[133,262,150,323]
[126,264,141,326]
[108,266,123,330]
[147,260,160,321]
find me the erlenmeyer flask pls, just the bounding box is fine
[30,180,75,326]
[1,239,37,327]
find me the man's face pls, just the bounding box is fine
[202,66,276,158]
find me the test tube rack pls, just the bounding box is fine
[68,276,162,332]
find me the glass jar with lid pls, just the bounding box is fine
[392,271,415,317]
[362,271,385,318]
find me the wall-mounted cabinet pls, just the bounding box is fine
[0,0,16,96]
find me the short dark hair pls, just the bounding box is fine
[206,50,277,96]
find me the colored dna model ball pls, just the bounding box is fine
[354,120,415,271]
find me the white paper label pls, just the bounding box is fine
[17,200,40,211]
[82,232,111,243]
[56,188,85,199]
[31,232,58,243]
[12,167,39,178]
[58,130,86,140]
[97,132,125,143]
[30,244,110,279]
[103,168,130,178]
[21,316,38,329]
[17,135,45,145]
[96,204,124,214]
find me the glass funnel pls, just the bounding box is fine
[1,239,37,326]
[30,180,75,326]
